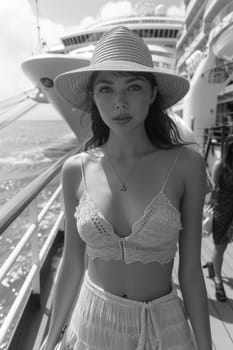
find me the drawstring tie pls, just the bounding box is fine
[136,302,162,350]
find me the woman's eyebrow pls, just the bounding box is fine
[94,79,114,85]
[125,77,146,83]
[95,77,146,86]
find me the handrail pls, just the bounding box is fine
[0,146,81,349]
[176,0,208,49]
[208,2,233,46]
[211,2,233,30]
[0,146,81,235]
[205,0,213,12]
[0,101,38,130]
[0,185,63,282]
[0,88,36,108]
[0,264,39,344]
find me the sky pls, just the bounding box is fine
[0,0,184,103]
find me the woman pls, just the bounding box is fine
[207,136,233,302]
[42,26,212,350]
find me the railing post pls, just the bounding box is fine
[60,189,65,231]
[29,198,41,306]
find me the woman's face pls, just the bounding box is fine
[92,71,157,134]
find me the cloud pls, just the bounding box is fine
[78,16,96,29]
[76,1,134,29]
[99,1,134,20]
[166,5,185,17]
[0,0,35,99]
[0,0,74,99]
[78,1,184,28]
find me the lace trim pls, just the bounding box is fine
[75,191,182,240]
[75,190,181,264]
[87,246,177,265]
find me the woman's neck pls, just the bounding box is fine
[106,130,156,159]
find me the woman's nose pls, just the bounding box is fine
[114,91,128,110]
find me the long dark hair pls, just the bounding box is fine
[84,71,186,150]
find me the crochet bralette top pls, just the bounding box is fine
[74,149,183,265]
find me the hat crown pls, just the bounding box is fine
[90,26,153,68]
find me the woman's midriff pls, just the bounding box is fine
[88,258,174,302]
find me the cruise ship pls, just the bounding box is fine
[175,0,233,162]
[2,2,233,350]
[22,2,184,145]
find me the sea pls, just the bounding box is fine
[0,109,80,345]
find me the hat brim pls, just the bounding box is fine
[55,60,189,111]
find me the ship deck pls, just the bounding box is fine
[174,235,233,350]
[201,235,233,349]
[7,234,233,350]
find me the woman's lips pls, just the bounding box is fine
[113,115,132,123]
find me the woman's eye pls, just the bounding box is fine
[128,84,141,91]
[99,86,112,93]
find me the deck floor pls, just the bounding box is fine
[174,235,233,350]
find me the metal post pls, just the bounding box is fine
[29,198,41,306]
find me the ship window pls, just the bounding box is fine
[149,29,154,36]
[97,32,104,41]
[138,29,143,37]
[90,33,98,41]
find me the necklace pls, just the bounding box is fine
[106,145,136,192]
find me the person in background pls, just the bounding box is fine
[41,26,212,350]
[207,135,233,302]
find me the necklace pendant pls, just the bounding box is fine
[121,184,127,192]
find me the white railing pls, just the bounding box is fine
[0,147,80,349]
[208,2,233,44]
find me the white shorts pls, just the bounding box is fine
[64,272,197,350]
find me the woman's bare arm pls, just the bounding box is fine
[178,148,212,350]
[43,156,86,350]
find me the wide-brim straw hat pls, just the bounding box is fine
[55,25,189,112]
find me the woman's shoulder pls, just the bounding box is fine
[171,146,206,195]
[179,145,205,165]
[62,149,102,176]
[61,152,86,184]
[177,146,206,179]
[62,152,83,170]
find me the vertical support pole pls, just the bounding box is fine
[29,197,41,306]
[59,185,65,232]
